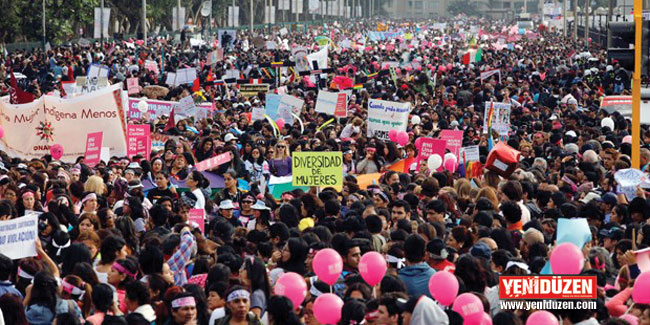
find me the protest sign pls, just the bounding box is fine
[439,130,463,157]
[127,98,212,120]
[195,152,232,171]
[176,96,196,118]
[240,84,270,97]
[0,215,38,260]
[188,209,205,234]
[165,72,176,86]
[101,147,110,162]
[0,83,128,162]
[459,145,480,162]
[483,102,511,136]
[614,169,650,201]
[265,94,282,120]
[252,106,266,121]
[174,68,198,86]
[277,94,304,124]
[127,78,139,94]
[307,46,329,70]
[292,152,343,187]
[292,47,310,72]
[150,133,182,151]
[315,91,347,117]
[280,27,288,36]
[127,125,151,160]
[480,68,501,82]
[417,138,446,170]
[87,64,110,79]
[144,60,159,74]
[225,69,240,80]
[85,132,104,167]
[366,99,410,140]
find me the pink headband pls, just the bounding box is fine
[171,296,196,308]
[81,193,97,206]
[281,193,294,200]
[61,279,86,298]
[22,192,34,199]
[112,262,137,279]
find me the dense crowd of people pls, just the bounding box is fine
[0,14,649,325]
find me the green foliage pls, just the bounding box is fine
[447,0,481,16]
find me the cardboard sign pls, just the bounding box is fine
[439,130,463,158]
[292,151,343,187]
[459,145,480,163]
[127,98,212,120]
[176,96,196,118]
[240,84,270,97]
[277,94,304,123]
[315,90,347,117]
[127,125,151,160]
[483,102,511,136]
[144,60,159,74]
[195,152,232,171]
[0,215,38,260]
[417,138,446,170]
[366,99,410,140]
[127,78,139,95]
[188,209,205,234]
[84,131,104,167]
[252,106,266,121]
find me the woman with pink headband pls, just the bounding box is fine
[107,257,139,314]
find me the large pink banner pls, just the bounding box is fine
[417,138,446,171]
[439,130,463,158]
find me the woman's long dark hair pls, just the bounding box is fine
[267,296,301,325]
[242,256,271,300]
[28,271,59,313]
[247,145,266,165]
[0,291,28,325]
[279,237,309,276]
[195,137,215,162]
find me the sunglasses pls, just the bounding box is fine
[243,200,254,204]
[277,145,286,149]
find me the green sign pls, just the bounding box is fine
[292,151,343,187]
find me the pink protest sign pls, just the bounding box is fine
[127,78,139,94]
[127,125,151,160]
[188,209,205,234]
[195,152,232,172]
[334,93,348,118]
[417,138,446,171]
[84,132,104,167]
[439,130,463,158]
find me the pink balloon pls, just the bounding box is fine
[444,155,458,173]
[526,310,559,325]
[313,293,344,324]
[447,63,453,70]
[480,312,493,325]
[452,293,483,325]
[405,67,413,72]
[276,118,285,130]
[397,131,409,146]
[50,144,63,160]
[428,271,458,306]
[439,66,447,73]
[359,252,387,286]
[0,126,4,139]
[633,272,650,303]
[388,129,398,142]
[274,272,307,308]
[550,242,584,274]
[313,248,343,285]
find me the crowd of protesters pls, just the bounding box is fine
[0,13,649,325]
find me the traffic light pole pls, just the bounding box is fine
[632,0,642,168]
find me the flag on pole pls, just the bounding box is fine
[487,101,495,151]
[462,48,482,65]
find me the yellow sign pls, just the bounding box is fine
[292,152,343,187]
[240,84,270,97]
[404,33,413,40]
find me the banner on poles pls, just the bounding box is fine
[0,84,128,162]
[195,152,232,172]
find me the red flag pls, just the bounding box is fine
[164,108,176,132]
[9,71,35,104]
[192,78,200,92]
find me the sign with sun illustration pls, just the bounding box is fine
[36,121,54,142]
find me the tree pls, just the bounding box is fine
[447,0,481,16]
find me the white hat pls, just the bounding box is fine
[252,200,270,210]
[567,98,578,105]
[565,130,577,138]
[219,200,235,210]
[549,114,558,121]
[224,133,237,142]
[127,162,142,170]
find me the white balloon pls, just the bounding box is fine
[411,116,421,125]
[428,154,443,170]
[601,117,615,130]
[137,100,148,113]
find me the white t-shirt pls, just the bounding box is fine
[192,188,206,210]
[209,307,226,325]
